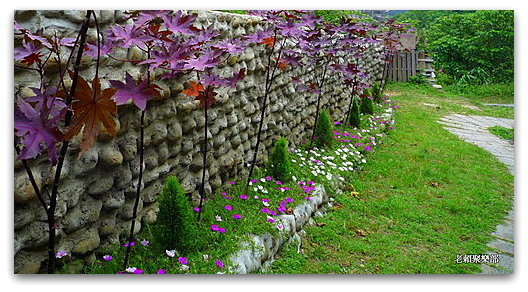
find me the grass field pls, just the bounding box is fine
[265,83,514,274]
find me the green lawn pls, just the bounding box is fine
[265,83,514,274]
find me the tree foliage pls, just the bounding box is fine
[395,10,513,84]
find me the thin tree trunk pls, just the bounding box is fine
[45,10,93,273]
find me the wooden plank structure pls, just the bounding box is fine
[387,51,436,83]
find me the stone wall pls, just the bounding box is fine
[13,10,385,273]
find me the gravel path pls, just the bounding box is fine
[438,114,514,274]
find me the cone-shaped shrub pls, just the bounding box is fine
[360,95,375,115]
[360,90,374,115]
[371,82,383,103]
[154,176,198,254]
[267,137,292,182]
[347,96,361,128]
[314,109,334,148]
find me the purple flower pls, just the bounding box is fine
[261,207,270,214]
[224,205,233,211]
[218,227,226,233]
[133,269,144,274]
[140,239,149,246]
[355,143,362,147]
[210,224,220,231]
[265,176,272,181]
[267,217,275,223]
[229,181,236,185]
[276,180,283,185]
[364,146,372,152]
[194,207,201,212]
[55,250,69,259]
[276,224,284,231]
[285,197,294,203]
[215,260,224,268]
[178,257,188,265]
[157,269,166,274]
[239,194,248,200]
[103,255,113,261]
[233,214,242,220]
[123,242,135,247]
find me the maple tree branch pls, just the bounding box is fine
[45,9,93,274]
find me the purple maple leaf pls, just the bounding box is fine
[201,73,227,87]
[14,41,42,62]
[183,49,222,71]
[109,73,159,110]
[187,26,219,46]
[277,20,305,38]
[14,98,65,164]
[107,25,152,49]
[84,40,114,58]
[223,69,246,88]
[162,10,198,35]
[212,39,245,54]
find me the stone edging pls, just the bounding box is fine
[228,184,331,274]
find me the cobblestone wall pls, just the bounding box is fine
[13,10,384,273]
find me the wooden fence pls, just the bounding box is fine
[387,51,435,82]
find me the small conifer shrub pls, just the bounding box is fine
[314,109,334,148]
[360,90,375,115]
[154,176,198,254]
[371,82,383,103]
[267,137,292,181]
[347,96,361,128]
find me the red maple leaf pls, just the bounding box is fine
[182,81,205,97]
[195,87,217,109]
[259,37,276,48]
[274,58,289,71]
[64,73,118,152]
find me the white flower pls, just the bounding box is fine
[262,201,270,207]
[166,250,176,257]
[203,254,210,261]
[180,265,190,271]
[215,215,223,222]
[126,267,137,273]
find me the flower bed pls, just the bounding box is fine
[79,96,396,274]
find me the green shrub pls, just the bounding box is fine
[313,109,334,148]
[360,93,374,115]
[267,137,292,181]
[371,82,383,103]
[153,176,198,254]
[347,96,361,128]
[408,74,429,85]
